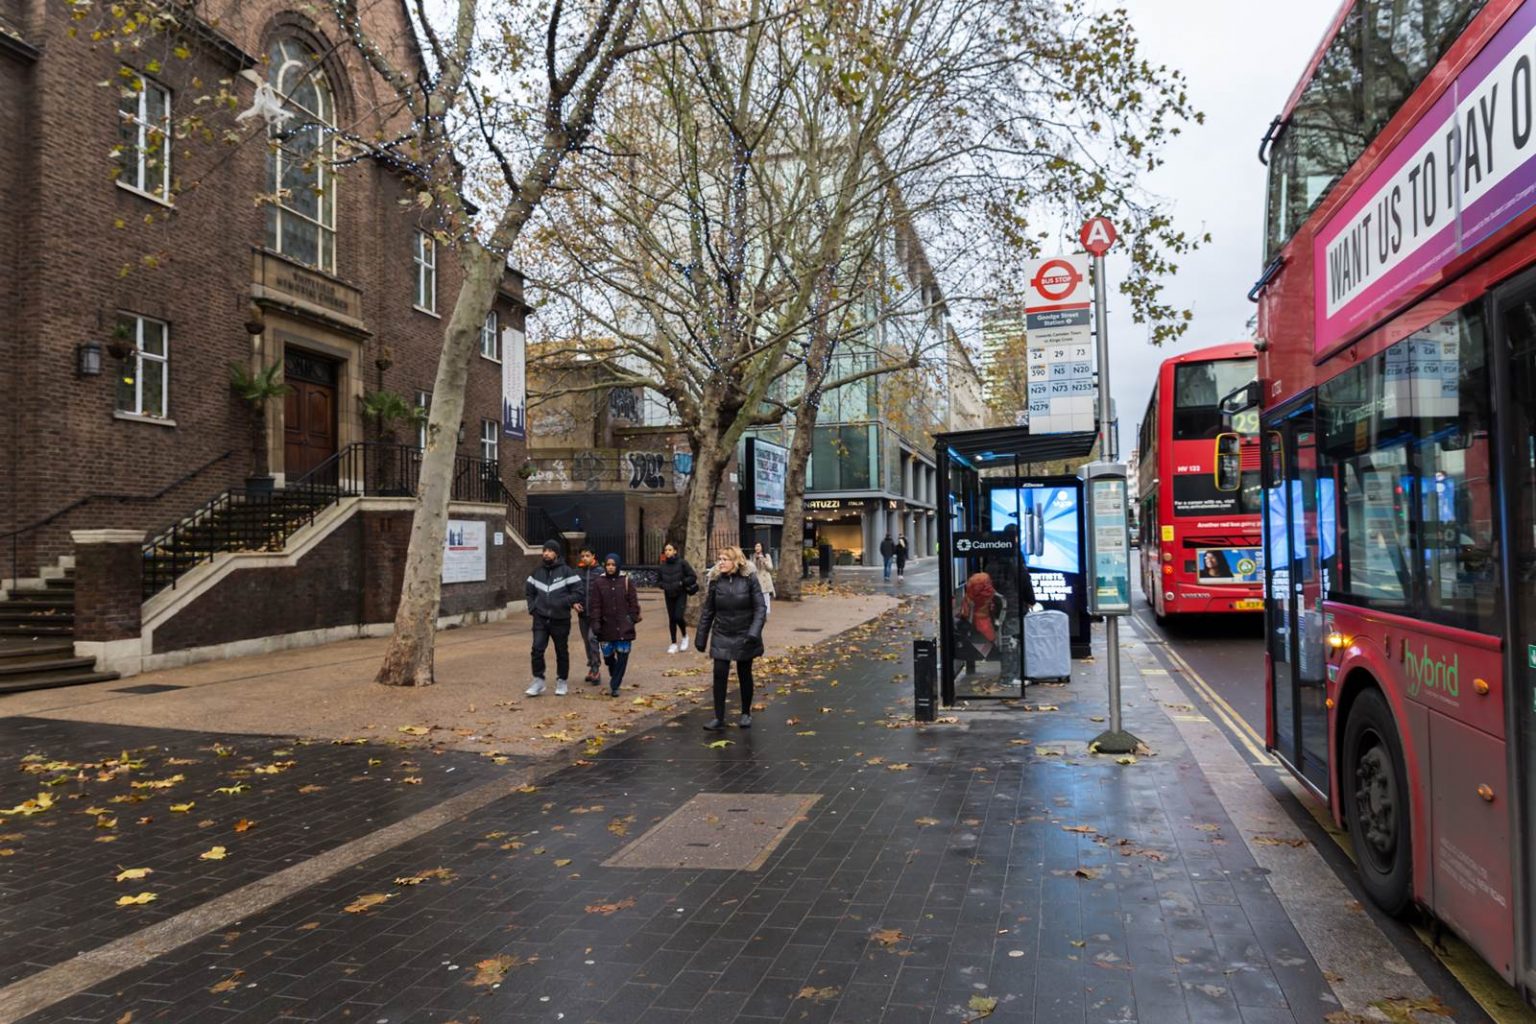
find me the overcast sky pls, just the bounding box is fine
[1098,0,1341,453]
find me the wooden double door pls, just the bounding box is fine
[282,349,338,481]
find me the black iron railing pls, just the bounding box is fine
[140,443,515,599]
[4,450,235,588]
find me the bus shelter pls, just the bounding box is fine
[934,425,1098,705]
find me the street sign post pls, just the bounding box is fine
[1080,217,1141,756]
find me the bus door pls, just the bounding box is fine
[1264,400,1329,794]
[1495,278,1536,993]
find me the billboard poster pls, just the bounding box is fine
[443,519,487,584]
[1195,547,1263,584]
[983,478,1087,643]
[1087,475,1131,614]
[750,438,787,514]
[502,327,526,440]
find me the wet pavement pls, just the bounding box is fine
[0,579,1476,1023]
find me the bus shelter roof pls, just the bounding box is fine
[933,426,1098,468]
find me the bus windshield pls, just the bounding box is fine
[1173,358,1257,440]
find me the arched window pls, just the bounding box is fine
[265,37,335,271]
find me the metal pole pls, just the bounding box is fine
[1094,255,1125,740]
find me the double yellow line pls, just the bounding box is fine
[1129,614,1275,766]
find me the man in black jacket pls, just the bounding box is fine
[525,539,585,696]
[879,534,896,580]
[574,548,605,684]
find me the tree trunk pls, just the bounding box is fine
[776,420,815,601]
[682,437,727,576]
[375,243,503,687]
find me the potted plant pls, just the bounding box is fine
[516,460,537,480]
[106,320,135,360]
[229,360,291,494]
[359,389,424,442]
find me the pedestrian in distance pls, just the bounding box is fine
[880,533,895,580]
[587,553,641,697]
[525,539,585,696]
[696,545,766,730]
[752,542,776,616]
[658,542,699,654]
[895,534,909,581]
[574,547,604,685]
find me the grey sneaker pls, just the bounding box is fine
[703,718,724,731]
[525,678,546,697]
[738,714,752,729]
[555,679,568,696]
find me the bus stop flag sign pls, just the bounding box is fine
[1080,217,1117,257]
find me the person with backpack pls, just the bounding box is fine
[695,546,767,730]
[524,539,584,697]
[879,534,896,579]
[574,547,605,685]
[587,553,642,697]
[657,542,698,653]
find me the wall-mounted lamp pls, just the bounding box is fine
[77,341,103,377]
[457,420,466,443]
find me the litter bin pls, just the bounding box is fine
[912,638,937,722]
[818,542,834,579]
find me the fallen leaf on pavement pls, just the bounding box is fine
[208,969,244,994]
[115,1013,132,1024]
[706,740,733,749]
[233,819,254,833]
[1252,835,1308,848]
[515,784,538,793]
[214,785,247,796]
[1062,825,1098,834]
[797,986,840,1002]
[199,846,228,861]
[608,815,635,837]
[5,793,54,816]
[968,994,998,1018]
[887,763,911,771]
[169,803,194,813]
[401,777,423,785]
[914,818,941,828]
[1073,868,1099,879]
[785,718,801,726]
[570,805,605,814]
[344,893,394,913]
[115,867,152,882]
[585,897,636,915]
[871,928,905,947]
[297,785,324,794]
[469,954,532,986]
[116,892,156,906]
[398,726,431,735]
[554,859,572,867]
[130,774,185,790]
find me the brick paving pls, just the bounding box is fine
[5,588,1363,1023]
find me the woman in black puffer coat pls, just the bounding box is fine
[657,542,698,653]
[695,545,766,730]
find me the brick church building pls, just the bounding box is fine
[0,0,533,686]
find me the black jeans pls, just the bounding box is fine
[712,657,754,721]
[531,616,571,681]
[665,591,689,643]
[604,648,630,692]
[577,616,601,675]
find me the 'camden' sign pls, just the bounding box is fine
[1315,3,1536,356]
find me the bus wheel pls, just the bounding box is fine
[1342,689,1412,916]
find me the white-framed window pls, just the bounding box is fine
[414,390,431,449]
[413,231,436,313]
[117,72,171,201]
[480,420,498,464]
[266,37,336,271]
[480,309,499,361]
[115,314,169,419]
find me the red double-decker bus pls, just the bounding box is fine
[1256,0,1536,995]
[1136,343,1264,620]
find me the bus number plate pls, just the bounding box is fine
[1235,599,1263,611]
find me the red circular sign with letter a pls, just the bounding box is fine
[1080,217,1117,256]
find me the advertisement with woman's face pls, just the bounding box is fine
[1197,547,1262,583]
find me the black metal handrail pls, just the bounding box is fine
[5,450,235,587]
[141,443,514,599]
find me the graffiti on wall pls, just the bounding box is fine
[627,452,667,490]
[574,450,606,492]
[608,388,641,423]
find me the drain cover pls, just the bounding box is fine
[112,683,187,695]
[604,793,819,870]
[793,627,823,633]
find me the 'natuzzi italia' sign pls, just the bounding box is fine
[254,251,363,323]
[1315,2,1536,355]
